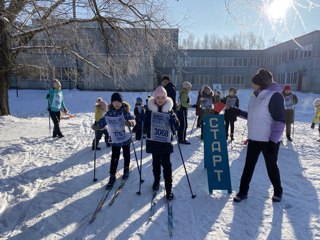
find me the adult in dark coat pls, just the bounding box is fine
[161,75,177,112]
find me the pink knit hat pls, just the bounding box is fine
[153,86,167,98]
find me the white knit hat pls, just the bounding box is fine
[313,98,320,107]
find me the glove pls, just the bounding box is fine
[311,123,315,129]
[125,120,134,127]
[92,123,100,131]
[169,115,177,135]
[46,94,50,99]
[192,104,197,108]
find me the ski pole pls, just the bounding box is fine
[128,127,144,187]
[292,106,295,140]
[47,99,51,134]
[136,120,144,195]
[189,116,197,139]
[93,131,98,182]
[176,136,196,198]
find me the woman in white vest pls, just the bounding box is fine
[231,69,285,203]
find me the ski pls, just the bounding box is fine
[167,199,173,237]
[148,190,158,221]
[108,175,130,206]
[89,188,113,223]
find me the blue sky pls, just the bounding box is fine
[167,0,320,44]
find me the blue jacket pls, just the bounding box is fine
[47,89,67,112]
[97,102,135,147]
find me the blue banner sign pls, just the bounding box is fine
[203,114,232,194]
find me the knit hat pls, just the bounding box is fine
[53,79,61,89]
[313,98,320,107]
[153,86,167,98]
[283,85,291,91]
[136,97,143,104]
[95,97,107,110]
[111,92,123,103]
[182,81,192,90]
[251,69,273,88]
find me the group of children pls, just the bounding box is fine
[47,77,320,202]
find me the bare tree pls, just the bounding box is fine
[0,0,177,116]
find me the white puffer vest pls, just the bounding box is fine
[247,90,275,142]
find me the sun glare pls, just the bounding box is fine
[266,0,293,20]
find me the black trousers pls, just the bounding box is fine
[225,119,235,136]
[110,144,130,175]
[135,121,143,140]
[177,109,188,142]
[49,111,63,137]
[152,153,172,192]
[239,140,283,195]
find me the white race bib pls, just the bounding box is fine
[106,115,131,144]
[51,92,63,109]
[150,112,171,143]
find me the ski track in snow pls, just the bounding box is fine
[0,89,319,240]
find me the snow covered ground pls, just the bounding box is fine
[0,88,319,240]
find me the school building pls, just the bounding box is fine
[10,22,320,93]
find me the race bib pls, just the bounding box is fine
[202,98,213,110]
[51,92,63,109]
[106,115,131,144]
[150,112,171,143]
[284,95,294,109]
[226,97,237,108]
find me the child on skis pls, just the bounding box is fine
[282,85,298,142]
[222,87,239,141]
[144,86,179,200]
[92,92,135,188]
[46,79,68,138]
[134,97,145,140]
[311,98,320,141]
[92,97,110,150]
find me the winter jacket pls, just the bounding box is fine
[282,93,298,124]
[163,82,177,111]
[47,88,67,113]
[197,89,217,120]
[235,83,285,143]
[134,104,144,123]
[144,97,178,154]
[312,107,320,124]
[177,88,190,111]
[96,102,135,147]
[95,102,107,122]
[222,95,239,122]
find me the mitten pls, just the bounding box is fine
[92,124,100,131]
[125,120,134,127]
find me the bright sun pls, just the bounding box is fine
[265,0,293,21]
